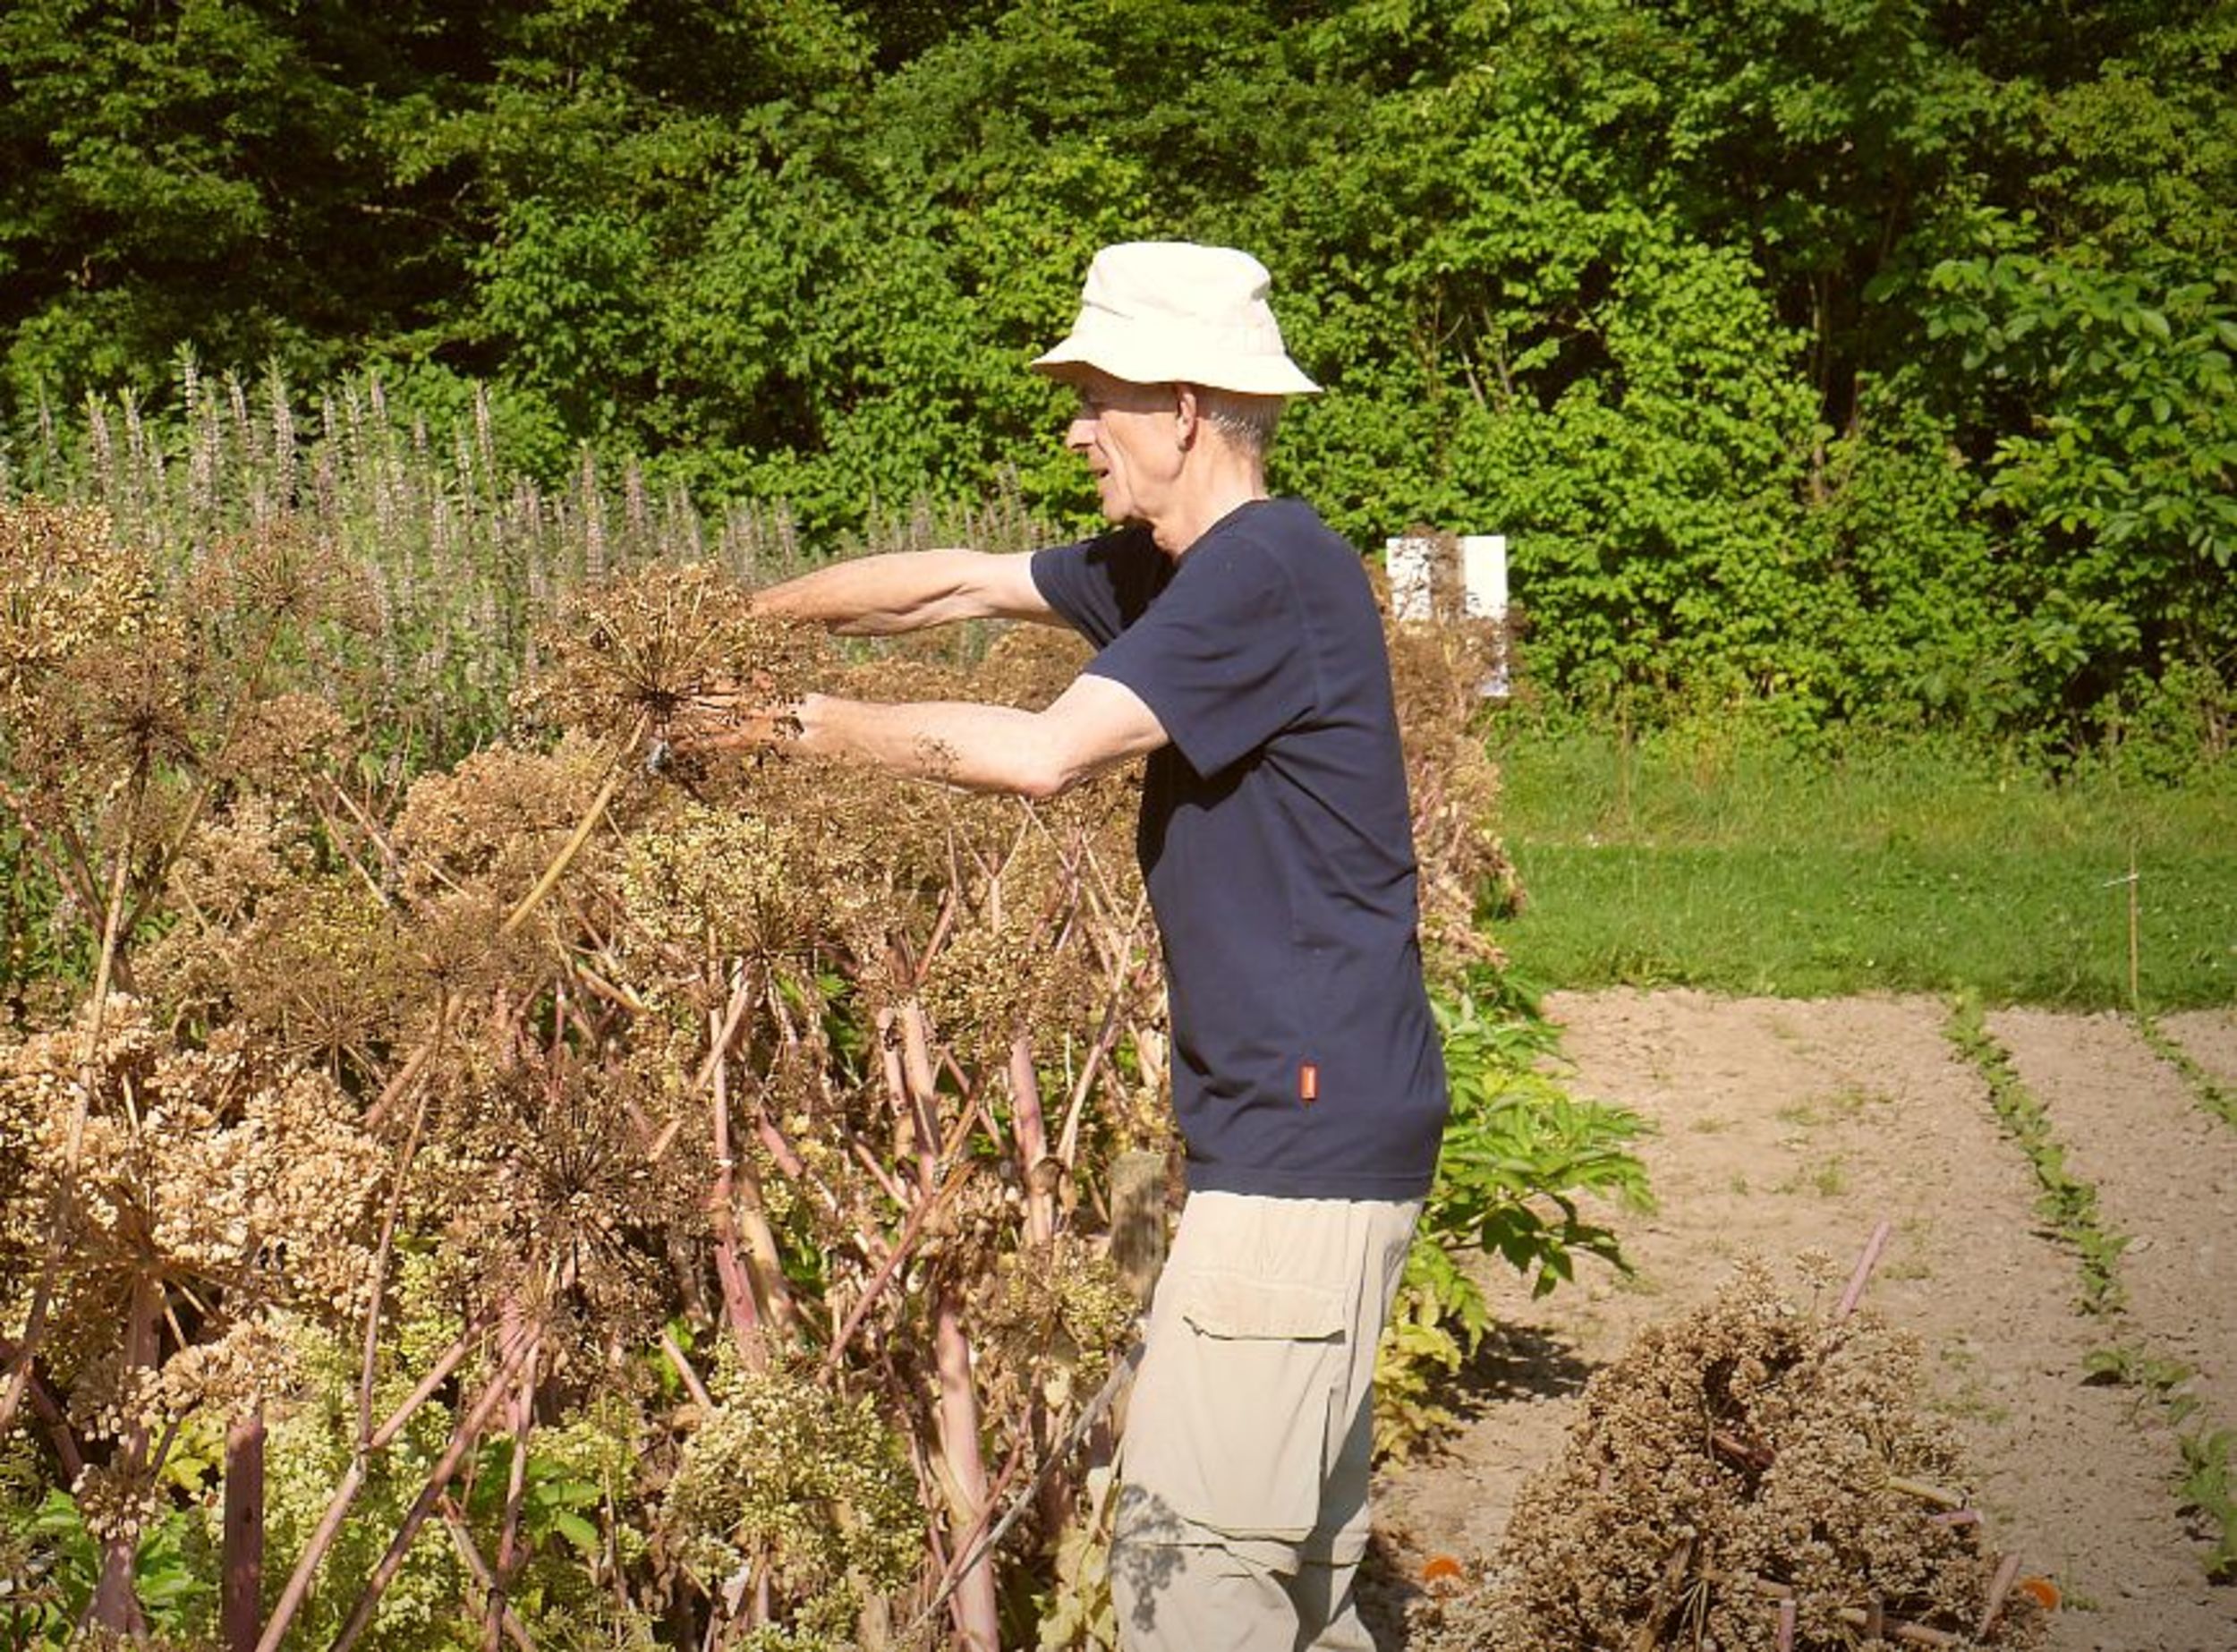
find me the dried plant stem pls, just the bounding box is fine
[708,1001,770,1369]
[1055,923,1152,1165]
[0,835,135,1442]
[823,1012,983,1371]
[1835,1219,1895,1322]
[1629,1537,1696,1652]
[370,1320,495,1451]
[320,770,402,885]
[221,1408,266,1652]
[362,995,453,1132]
[328,1329,542,1652]
[0,1335,85,1476]
[1884,1475,1968,1510]
[1834,1606,1962,1648]
[1977,1551,2024,1638]
[931,1282,999,1651]
[659,1326,717,1412]
[254,1322,526,1652]
[730,1153,796,1340]
[897,999,943,1188]
[914,1423,1035,1635]
[1742,1573,1973,1648]
[498,719,645,938]
[0,773,98,913]
[87,1268,163,1631]
[438,1496,539,1652]
[359,1006,450,1443]
[822,1154,973,1375]
[1008,1035,1056,1248]
[486,1358,537,1652]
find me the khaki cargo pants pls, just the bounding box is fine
[1111,1190,1421,1651]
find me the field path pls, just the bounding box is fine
[1372,990,2237,1652]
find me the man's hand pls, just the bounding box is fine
[657,684,803,767]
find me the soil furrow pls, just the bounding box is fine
[2162,1008,2237,1125]
[1988,1009,2237,1434]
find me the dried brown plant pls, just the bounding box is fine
[1379,533,1524,979]
[516,560,832,745]
[1409,1260,2049,1652]
[0,510,1524,1643]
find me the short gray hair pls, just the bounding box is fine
[1193,387,1286,459]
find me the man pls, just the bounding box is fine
[679,242,1449,1649]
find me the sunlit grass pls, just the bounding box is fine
[1488,726,2237,1010]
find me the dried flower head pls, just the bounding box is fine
[0,501,155,725]
[392,733,616,905]
[517,561,832,744]
[411,1046,699,1360]
[969,1237,1136,1416]
[0,996,383,1397]
[661,1362,923,1639]
[221,876,413,1071]
[620,797,882,967]
[191,518,379,634]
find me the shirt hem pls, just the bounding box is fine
[1184,1164,1438,1202]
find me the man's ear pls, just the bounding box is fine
[1173,382,1202,449]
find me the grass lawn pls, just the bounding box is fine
[1486,727,2237,1010]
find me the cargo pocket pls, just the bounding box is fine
[1121,1268,1348,1541]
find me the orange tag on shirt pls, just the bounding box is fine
[1299,1061,1319,1104]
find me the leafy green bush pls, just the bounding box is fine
[1376,980,1654,1459]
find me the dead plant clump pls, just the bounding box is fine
[0,515,1535,1644]
[1409,1257,2051,1652]
[1377,535,1525,980]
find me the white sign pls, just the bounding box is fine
[1384,533,1511,697]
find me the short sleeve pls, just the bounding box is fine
[1084,536,1316,778]
[1031,527,1163,649]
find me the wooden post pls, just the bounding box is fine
[2127,847,2141,1011]
[1109,1149,1169,1308]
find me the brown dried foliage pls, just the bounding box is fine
[1380,533,1524,979]
[1,523,1522,1641]
[1410,1261,2050,1652]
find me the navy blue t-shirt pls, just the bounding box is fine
[1031,498,1448,1200]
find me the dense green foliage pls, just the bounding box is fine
[4,0,2233,752]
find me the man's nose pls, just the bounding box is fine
[1063,414,1097,452]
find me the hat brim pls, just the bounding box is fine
[1030,336,1321,397]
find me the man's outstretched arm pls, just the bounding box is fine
[753,548,1054,634]
[681,672,1164,800]
[788,674,1164,798]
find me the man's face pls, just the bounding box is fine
[1062,370,1184,528]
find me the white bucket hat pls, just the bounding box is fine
[1031,242,1321,396]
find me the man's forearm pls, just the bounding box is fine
[753,549,989,635]
[794,694,1081,797]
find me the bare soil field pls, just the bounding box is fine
[1372,991,2237,1652]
